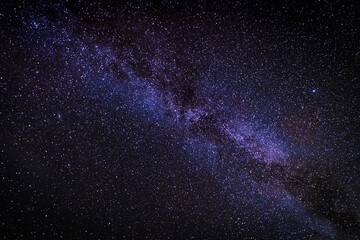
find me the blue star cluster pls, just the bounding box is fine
[1,1,359,239]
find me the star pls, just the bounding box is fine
[1,1,358,239]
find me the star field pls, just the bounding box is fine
[1,1,359,239]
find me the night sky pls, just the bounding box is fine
[1,1,359,239]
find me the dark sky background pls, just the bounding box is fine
[1,0,359,239]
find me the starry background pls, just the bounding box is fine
[1,0,359,239]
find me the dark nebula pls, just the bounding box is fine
[1,1,359,239]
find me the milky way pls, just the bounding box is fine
[1,1,359,239]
